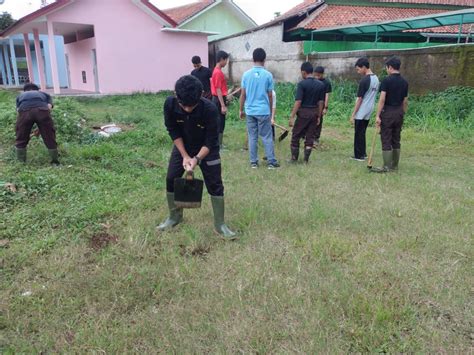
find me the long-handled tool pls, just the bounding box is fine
[273,122,290,142]
[174,170,203,209]
[367,126,380,169]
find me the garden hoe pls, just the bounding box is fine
[174,170,203,209]
[274,122,290,142]
[367,126,380,170]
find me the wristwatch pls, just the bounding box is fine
[193,156,202,165]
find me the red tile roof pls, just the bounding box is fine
[372,0,473,5]
[297,4,471,33]
[163,0,215,25]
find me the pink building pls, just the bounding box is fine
[1,0,212,94]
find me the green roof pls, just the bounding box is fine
[310,8,474,36]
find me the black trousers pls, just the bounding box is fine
[291,107,319,149]
[16,107,57,149]
[354,119,369,159]
[212,96,227,134]
[166,146,224,197]
[314,115,324,140]
[380,106,404,151]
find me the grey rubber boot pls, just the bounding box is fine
[392,149,400,171]
[157,192,183,231]
[303,148,312,163]
[16,147,27,163]
[211,195,237,240]
[290,146,299,163]
[371,150,393,173]
[48,149,60,165]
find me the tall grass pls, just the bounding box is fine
[228,82,473,138]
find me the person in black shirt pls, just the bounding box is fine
[313,66,332,146]
[288,62,325,163]
[15,83,59,165]
[372,56,409,173]
[191,56,212,99]
[158,75,236,239]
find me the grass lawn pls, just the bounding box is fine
[0,88,473,352]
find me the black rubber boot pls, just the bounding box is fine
[370,150,393,173]
[303,147,312,163]
[48,149,60,165]
[157,192,183,232]
[211,195,237,240]
[16,147,27,163]
[392,149,400,171]
[290,146,299,163]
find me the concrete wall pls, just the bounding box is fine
[212,24,305,84]
[212,26,474,94]
[64,37,97,92]
[310,44,474,94]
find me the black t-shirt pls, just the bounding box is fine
[379,73,409,107]
[295,77,325,108]
[191,66,212,93]
[319,77,332,94]
[164,96,219,155]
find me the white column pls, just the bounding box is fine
[23,33,35,84]
[33,28,47,89]
[0,47,7,86]
[46,19,60,94]
[9,38,19,86]
[2,44,12,85]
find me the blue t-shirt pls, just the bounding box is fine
[241,66,274,116]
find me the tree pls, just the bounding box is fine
[0,11,15,31]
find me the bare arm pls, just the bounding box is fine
[403,97,408,114]
[350,97,363,125]
[318,101,324,124]
[239,88,246,120]
[323,93,330,115]
[268,91,273,124]
[216,88,227,114]
[289,100,302,126]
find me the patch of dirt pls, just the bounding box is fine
[89,232,119,251]
[179,244,211,259]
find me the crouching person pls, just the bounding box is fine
[157,75,236,239]
[15,83,59,165]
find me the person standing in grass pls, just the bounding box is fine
[372,56,408,173]
[289,62,325,164]
[15,83,59,165]
[158,75,236,239]
[239,48,279,169]
[191,55,212,99]
[313,66,332,146]
[211,50,230,149]
[350,57,380,161]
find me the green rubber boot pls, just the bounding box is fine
[303,147,312,163]
[48,149,60,165]
[211,195,237,240]
[16,147,27,163]
[371,150,393,173]
[157,192,183,231]
[289,146,299,163]
[392,149,400,171]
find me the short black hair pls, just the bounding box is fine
[301,62,313,74]
[355,57,370,69]
[385,56,401,70]
[23,83,40,91]
[175,75,203,107]
[216,50,229,62]
[253,48,266,62]
[314,66,325,74]
[191,56,201,65]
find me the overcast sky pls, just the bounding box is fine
[0,0,304,25]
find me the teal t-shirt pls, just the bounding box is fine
[241,66,274,116]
